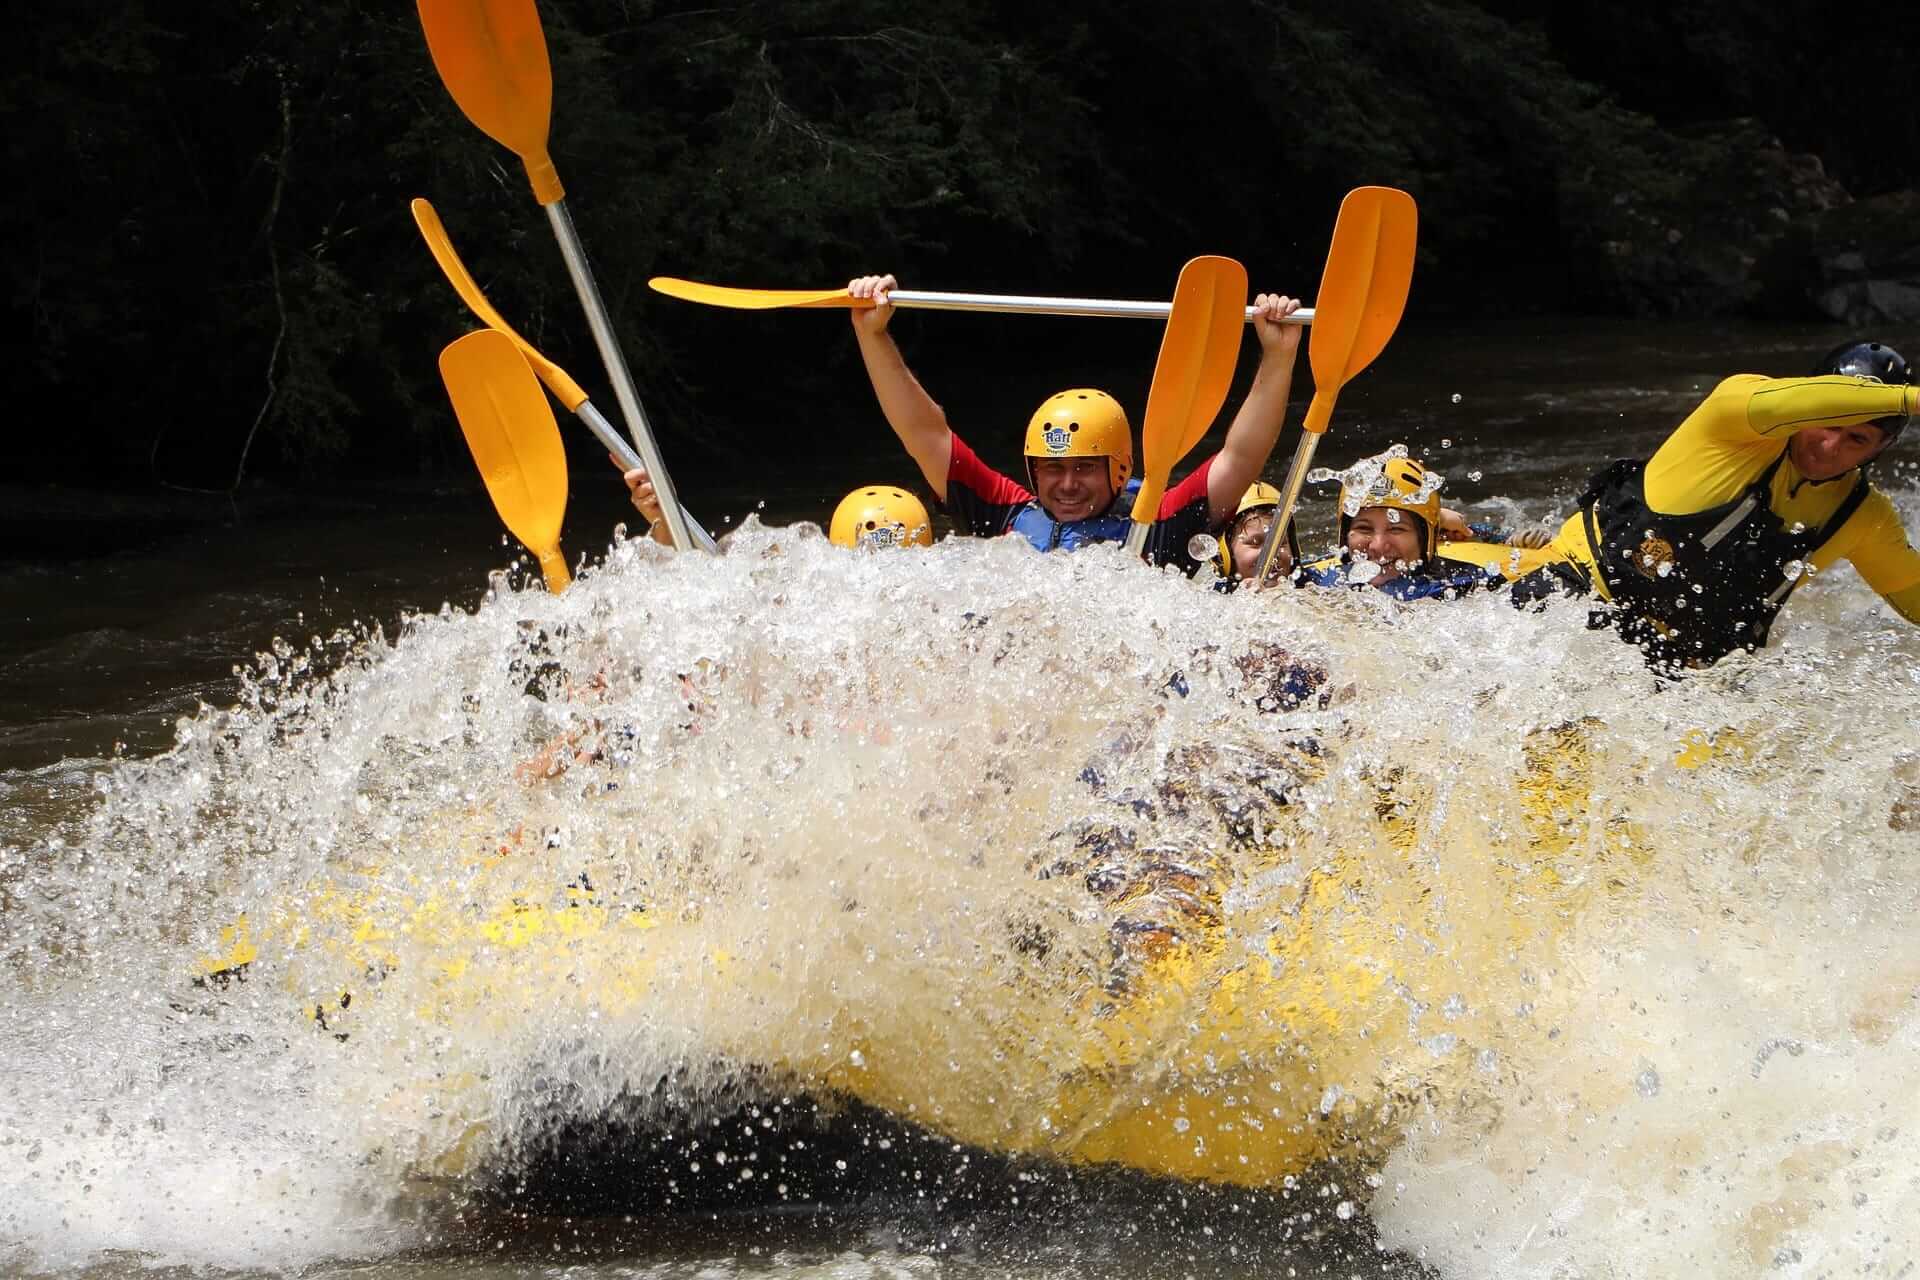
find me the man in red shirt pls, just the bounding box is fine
[846,273,1304,569]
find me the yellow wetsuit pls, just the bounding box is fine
[1547,375,1920,625]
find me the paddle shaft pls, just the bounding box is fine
[574,399,720,553]
[1256,430,1324,581]
[879,291,1309,324]
[545,203,696,552]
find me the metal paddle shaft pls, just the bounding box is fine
[573,399,719,552]
[544,201,694,552]
[1251,187,1419,586]
[410,198,715,552]
[1122,256,1249,557]
[648,276,1313,325]
[417,0,699,553]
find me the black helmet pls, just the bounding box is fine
[1813,341,1911,441]
[1813,340,1909,383]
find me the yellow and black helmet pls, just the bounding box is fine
[828,486,933,551]
[1337,454,1442,559]
[1023,389,1133,494]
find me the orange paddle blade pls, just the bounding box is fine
[1301,187,1417,432]
[648,277,865,310]
[412,198,589,411]
[438,329,572,592]
[1129,255,1248,523]
[417,0,563,204]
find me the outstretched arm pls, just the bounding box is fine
[1206,293,1304,523]
[1734,376,1917,439]
[848,274,954,501]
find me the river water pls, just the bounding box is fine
[3,316,1919,1278]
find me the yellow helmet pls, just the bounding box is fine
[1023,388,1133,494]
[829,486,934,550]
[1337,453,1442,559]
[1215,482,1296,577]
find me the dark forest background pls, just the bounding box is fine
[7,0,1918,499]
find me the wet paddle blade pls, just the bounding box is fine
[1129,255,1249,525]
[438,329,572,592]
[1301,186,1417,433]
[417,0,563,204]
[648,277,864,311]
[412,198,589,411]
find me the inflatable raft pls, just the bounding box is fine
[195,701,1671,1192]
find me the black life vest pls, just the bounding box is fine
[1579,453,1869,667]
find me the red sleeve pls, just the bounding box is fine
[946,432,1033,507]
[1159,453,1216,520]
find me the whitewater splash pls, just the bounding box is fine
[2,508,1917,1276]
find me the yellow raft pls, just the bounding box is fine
[193,702,1741,1191]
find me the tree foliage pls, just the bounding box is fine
[5,0,1908,487]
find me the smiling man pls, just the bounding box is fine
[844,273,1303,567]
[1515,341,1920,668]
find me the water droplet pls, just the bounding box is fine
[1336,1200,1356,1220]
[1656,561,1673,578]
[1172,1117,1191,1133]
[1450,393,1462,404]
[1635,1063,1661,1097]
[1188,533,1221,564]
[1440,438,1453,448]
[1468,469,1483,482]
[1781,559,1805,581]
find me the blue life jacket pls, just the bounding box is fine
[1007,478,1142,552]
[1302,554,1495,601]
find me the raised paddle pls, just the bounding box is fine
[649,276,1314,326]
[1252,187,1418,586]
[1122,256,1249,557]
[416,0,696,553]
[410,197,719,554]
[439,329,572,593]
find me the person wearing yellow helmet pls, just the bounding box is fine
[1214,482,1300,588]
[845,272,1305,565]
[828,486,935,551]
[623,467,934,553]
[1297,448,1508,601]
[1512,341,1920,668]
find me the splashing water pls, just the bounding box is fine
[1307,445,1445,519]
[3,505,1919,1276]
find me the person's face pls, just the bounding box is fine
[1030,457,1114,523]
[1229,511,1288,580]
[1345,506,1425,584]
[1788,422,1892,482]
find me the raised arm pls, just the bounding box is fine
[1734,375,1918,439]
[1206,293,1304,523]
[848,274,954,501]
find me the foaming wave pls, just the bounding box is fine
[2,516,1915,1274]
